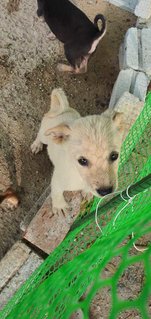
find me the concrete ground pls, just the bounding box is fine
[0,0,135,258]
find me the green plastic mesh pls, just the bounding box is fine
[1,93,151,319]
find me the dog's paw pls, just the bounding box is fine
[81,191,93,202]
[57,63,66,72]
[53,202,69,214]
[53,205,73,225]
[57,63,74,73]
[47,32,56,40]
[52,198,70,216]
[53,206,70,217]
[31,139,43,154]
[39,16,45,23]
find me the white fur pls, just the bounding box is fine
[31,88,125,214]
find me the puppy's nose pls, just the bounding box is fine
[96,187,113,196]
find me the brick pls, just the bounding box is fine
[106,0,138,12]
[135,0,151,19]
[119,28,139,70]
[23,192,82,254]
[0,242,31,291]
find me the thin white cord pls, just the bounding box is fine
[95,198,103,233]
[120,191,128,202]
[113,185,134,226]
[126,184,133,200]
[124,188,147,252]
[132,232,148,252]
[113,200,130,227]
[95,189,123,233]
[95,185,148,253]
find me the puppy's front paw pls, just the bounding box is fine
[53,207,70,218]
[52,198,70,216]
[81,191,93,202]
[31,139,43,154]
[47,32,56,40]
[57,63,66,72]
[57,63,74,73]
[39,16,45,23]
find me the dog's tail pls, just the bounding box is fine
[94,14,106,35]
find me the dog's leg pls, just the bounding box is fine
[51,171,69,214]
[57,57,88,74]
[47,32,56,40]
[75,57,88,74]
[37,0,44,17]
[39,16,45,23]
[31,135,43,154]
[57,63,87,74]
[81,191,93,202]
[75,65,87,74]
[57,63,75,73]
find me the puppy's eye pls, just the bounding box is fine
[78,157,89,166]
[109,151,119,162]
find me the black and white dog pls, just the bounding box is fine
[37,0,106,73]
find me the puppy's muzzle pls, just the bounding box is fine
[96,186,113,197]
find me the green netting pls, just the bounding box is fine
[1,93,151,319]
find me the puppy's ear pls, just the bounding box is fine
[50,88,69,115]
[112,112,125,133]
[45,124,71,144]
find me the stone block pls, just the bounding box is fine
[114,92,144,140]
[106,0,138,12]
[135,0,151,19]
[119,28,139,70]
[141,28,151,76]
[133,72,149,101]
[109,69,134,108]
[0,242,30,291]
[0,250,43,310]
[119,27,151,77]
[136,16,151,28]
[109,69,148,108]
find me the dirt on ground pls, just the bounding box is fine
[0,0,135,259]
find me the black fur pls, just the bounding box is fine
[37,0,106,69]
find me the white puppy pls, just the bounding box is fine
[31,88,124,214]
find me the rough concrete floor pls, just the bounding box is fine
[0,0,135,259]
